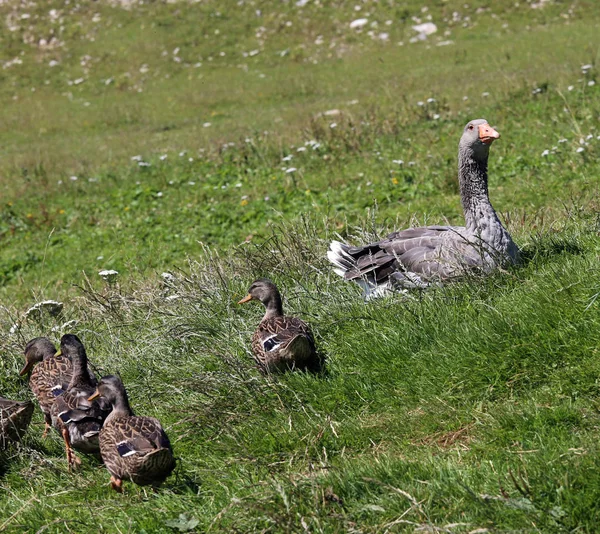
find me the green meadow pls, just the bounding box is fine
[0,0,599,531]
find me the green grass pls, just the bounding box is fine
[1,0,600,532]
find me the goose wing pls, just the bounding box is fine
[329,225,486,286]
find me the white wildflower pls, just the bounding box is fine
[541,149,550,157]
[25,300,64,319]
[285,167,297,173]
[412,22,437,40]
[349,18,369,29]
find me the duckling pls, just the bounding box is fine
[0,397,34,448]
[88,375,175,492]
[238,278,321,373]
[20,337,72,438]
[50,334,111,468]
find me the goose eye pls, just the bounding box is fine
[468,124,474,130]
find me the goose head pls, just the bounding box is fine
[460,119,500,159]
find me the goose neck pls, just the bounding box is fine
[458,151,497,232]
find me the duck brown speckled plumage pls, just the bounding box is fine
[50,334,111,468]
[89,375,175,492]
[238,278,321,373]
[0,397,34,448]
[20,337,72,438]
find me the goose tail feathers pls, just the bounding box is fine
[327,241,355,278]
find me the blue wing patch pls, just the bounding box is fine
[117,441,137,457]
[263,335,281,352]
[51,385,65,397]
[58,411,72,424]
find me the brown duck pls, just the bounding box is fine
[50,334,111,468]
[20,337,72,438]
[0,397,34,448]
[89,375,176,492]
[238,278,320,373]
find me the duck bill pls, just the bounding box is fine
[54,349,62,357]
[87,390,100,402]
[19,361,33,376]
[478,124,500,145]
[237,294,253,304]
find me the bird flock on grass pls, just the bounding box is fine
[2,119,517,492]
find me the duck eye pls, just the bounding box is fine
[468,124,474,130]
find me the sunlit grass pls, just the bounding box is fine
[0,0,599,532]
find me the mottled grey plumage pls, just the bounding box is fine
[50,334,111,467]
[0,398,34,448]
[239,279,321,373]
[20,337,72,437]
[328,119,519,298]
[91,375,175,492]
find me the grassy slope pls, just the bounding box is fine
[0,0,600,532]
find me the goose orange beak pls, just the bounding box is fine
[19,361,33,376]
[479,124,500,145]
[238,294,253,304]
[88,390,100,402]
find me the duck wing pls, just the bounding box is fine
[0,398,34,445]
[30,355,73,415]
[101,415,175,486]
[252,316,318,372]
